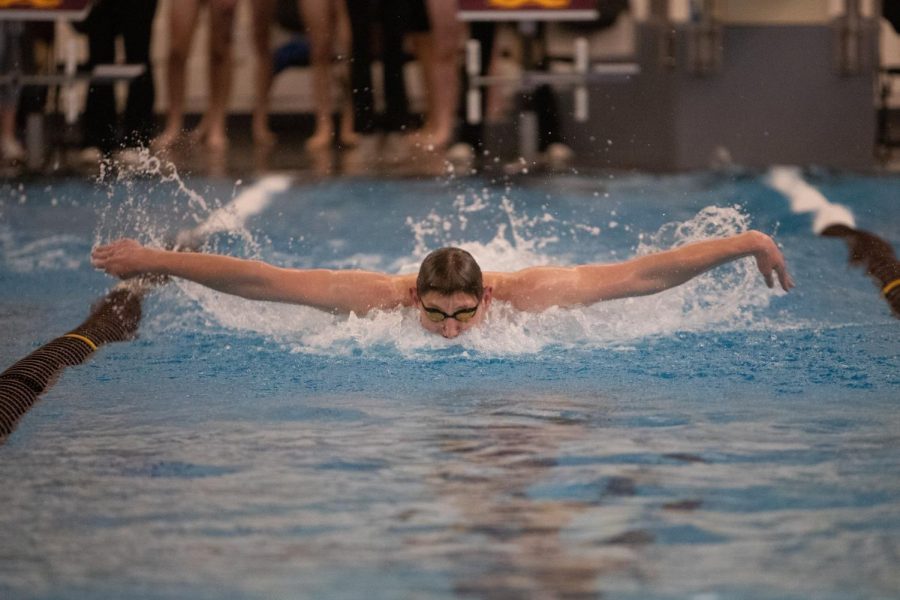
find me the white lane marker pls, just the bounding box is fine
[766,166,855,234]
[176,175,292,248]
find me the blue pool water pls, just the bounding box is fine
[1,167,898,599]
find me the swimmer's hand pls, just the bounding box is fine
[748,231,795,291]
[91,238,154,279]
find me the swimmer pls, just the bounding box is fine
[91,231,793,339]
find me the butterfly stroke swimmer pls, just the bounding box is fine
[91,231,794,339]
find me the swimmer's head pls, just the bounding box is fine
[412,247,492,338]
[417,247,483,298]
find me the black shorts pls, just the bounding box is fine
[402,0,430,33]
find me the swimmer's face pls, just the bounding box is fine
[412,289,492,339]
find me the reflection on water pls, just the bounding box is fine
[0,345,896,593]
[425,396,636,598]
[2,172,900,599]
[2,392,653,598]
[1,381,900,599]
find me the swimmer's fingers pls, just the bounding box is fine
[755,258,792,291]
[91,240,122,270]
[751,232,793,293]
[774,263,795,292]
[90,245,115,262]
[92,238,138,256]
[763,262,793,291]
[90,239,145,278]
[90,249,121,276]
[754,253,776,289]
[766,246,795,292]
[90,244,113,267]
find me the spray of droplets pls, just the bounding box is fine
[25,155,782,358]
[92,149,286,263]
[169,186,776,358]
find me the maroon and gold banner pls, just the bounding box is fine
[458,0,598,21]
[0,0,91,20]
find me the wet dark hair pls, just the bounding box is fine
[416,247,484,299]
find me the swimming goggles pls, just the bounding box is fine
[420,301,480,323]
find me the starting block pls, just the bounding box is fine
[0,1,145,169]
[457,0,637,161]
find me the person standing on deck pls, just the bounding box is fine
[76,0,159,162]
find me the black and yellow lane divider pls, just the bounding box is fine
[0,175,289,442]
[0,285,144,440]
[821,224,900,318]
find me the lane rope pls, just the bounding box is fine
[883,278,900,297]
[1,175,293,441]
[61,333,98,351]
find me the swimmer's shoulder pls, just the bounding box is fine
[388,272,418,307]
[484,272,514,301]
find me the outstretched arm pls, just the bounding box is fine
[91,239,414,314]
[490,231,794,312]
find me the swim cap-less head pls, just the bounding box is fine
[416,247,484,299]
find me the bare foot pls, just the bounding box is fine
[189,117,209,144]
[338,128,360,149]
[305,127,333,151]
[405,127,432,148]
[252,110,275,146]
[152,128,183,151]
[407,127,450,152]
[337,103,359,148]
[205,128,229,151]
[1,136,25,161]
[189,118,229,151]
[253,125,276,147]
[425,126,452,151]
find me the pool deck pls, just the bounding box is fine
[3,114,900,181]
[0,116,503,181]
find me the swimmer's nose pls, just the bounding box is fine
[441,320,460,338]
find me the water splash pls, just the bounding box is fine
[172,197,773,358]
[399,188,578,275]
[94,149,212,250]
[5,158,781,357]
[0,181,93,272]
[93,151,289,260]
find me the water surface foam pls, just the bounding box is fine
[159,190,777,358]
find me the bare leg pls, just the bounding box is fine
[1,108,24,160]
[199,0,237,150]
[299,0,337,150]
[1,108,15,143]
[334,1,358,147]
[251,0,276,146]
[422,0,460,149]
[409,31,435,141]
[154,0,202,149]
